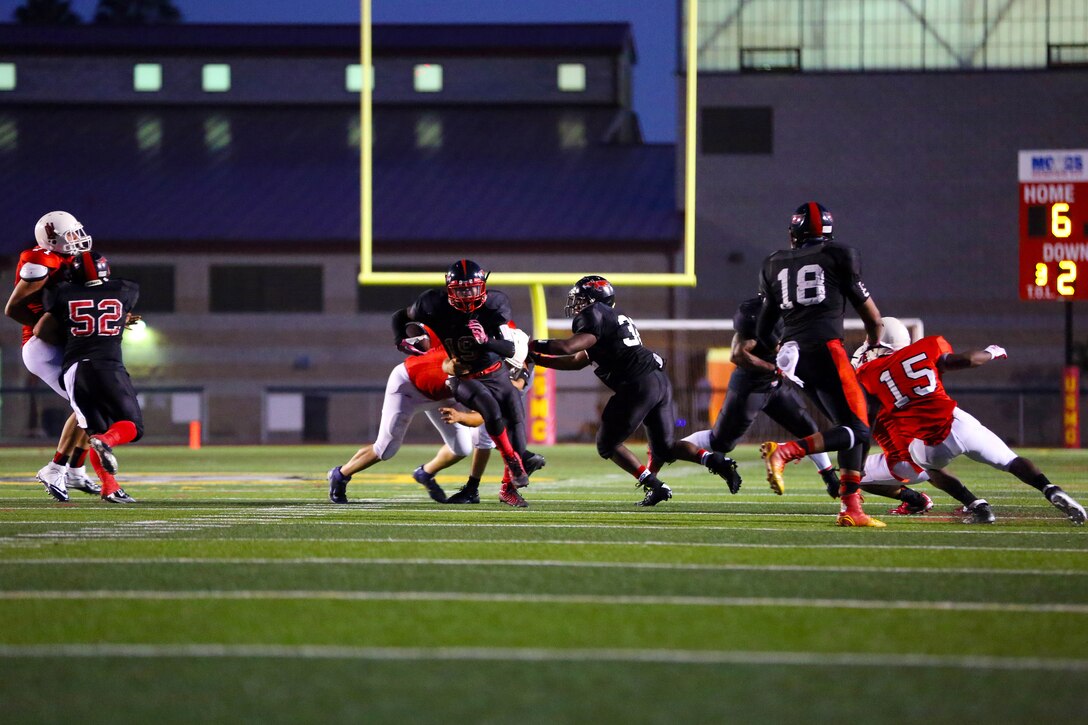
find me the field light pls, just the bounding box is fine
[124,318,152,344]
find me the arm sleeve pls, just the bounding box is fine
[391,308,412,343]
[571,306,603,337]
[754,270,781,350]
[839,246,871,308]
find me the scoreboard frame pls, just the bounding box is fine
[1019,149,1088,301]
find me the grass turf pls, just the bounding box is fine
[0,443,1086,723]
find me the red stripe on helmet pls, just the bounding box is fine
[807,202,822,238]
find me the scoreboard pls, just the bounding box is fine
[1019,149,1088,301]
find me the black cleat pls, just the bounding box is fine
[636,475,673,507]
[412,466,447,503]
[706,452,741,494]
[88,436,118,474]
[503,453,530,488]
[102,488,136,504]
[523,452,547,476]
[445,484,480,504]
[327,466,350,504]
[962,500,996,524]
[820,468,841,499]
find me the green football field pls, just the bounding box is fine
[1,443,1086,723]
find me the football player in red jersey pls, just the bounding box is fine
[756,202,886,527]
[855,335,1086,525]
[4,211,100,501]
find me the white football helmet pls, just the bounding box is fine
[851,317,912,369]
[34,211,92,255]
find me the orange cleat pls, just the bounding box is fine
[760,441,804,495]
[837,491,886,527]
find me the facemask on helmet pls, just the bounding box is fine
[445,259,489,313]
[35,211,93,255]
[565,275,615,318]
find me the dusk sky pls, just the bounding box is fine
[0,0,679,142]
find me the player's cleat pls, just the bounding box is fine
[503,453,530,488]
[445,484,480,505]
[962,499,995,524]
[819,468,841,499]
[65,467,102,495]
[498,481,528,508]
[760,441,803,495]
[88,436,118,474]
[37,465,69,502]
[636,475,672,507]
[523,451,547,476]
[888,490,933,515]
[412,466,447,503]
[836,492,886,527]
[705,452,741,494]
[327,466,350,504]
[1049,490,1086,526]
[102,488,136,504]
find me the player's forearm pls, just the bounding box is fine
[856,298,883,346]
[481,337,515,358]
[530,350,589,370]
[391,308,412,342]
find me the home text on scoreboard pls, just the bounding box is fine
[1019,149,1088,301]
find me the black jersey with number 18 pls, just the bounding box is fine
[572,302,662,390]
[757,241,870,345]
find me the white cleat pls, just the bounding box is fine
[36,464,69,502]
[1051,491,1086,526]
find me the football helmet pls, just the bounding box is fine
[445,259,489,313]
[70,251,110,286]
[850,317,911,369]
[565,275,615,318]
[788,202,833,248]
[35,211,93,255]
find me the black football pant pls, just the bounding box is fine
[597,369,676,463]
[449,368,527,458]
[63,359,145,439]
[794,340,869,471]
[710,368,820,452]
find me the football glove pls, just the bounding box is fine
[467,319,489,344]
[984,344,1007,360]
[397,336,428,357]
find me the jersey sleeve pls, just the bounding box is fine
[486,290,513,322]
[121,280,141,310]
[407,289,441,325]
[572,304,604,337]
[836,245,871,307]
[733,298,761,340]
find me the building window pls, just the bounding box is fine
[133,63,162,92]
[413,64,442,92]
[701,107,773,155]
[135,115,162,154]
[558,115,587,149]
[211,266,323,312]
[0,63,15,91]
[0,117,16,152]
[202,63,231,92]
[204,115,231,152]
[415,115,442,149]
[557,63,586,91]
[346,64,375,92]
[119,265,175,313]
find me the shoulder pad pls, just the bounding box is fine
[19,262,49,281]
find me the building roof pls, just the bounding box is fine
[0,22,634,59]
[0,105,678,256]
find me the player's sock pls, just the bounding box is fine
[838,470,862,496]
[52,451,69,466]
[99,420,139,448]
[795,436,815,455]
[493,429,517,460]
[635,465,657,485]
[89,450,119,497]
[72,448,88,467]
[465,475,481,488]
[1027,474,1054,494]
[809,452,833,470]
[1043,483,1065,502]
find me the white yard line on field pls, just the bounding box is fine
[0,589,1086,613]
[0,557,1085,577]
[0,643,1085,671]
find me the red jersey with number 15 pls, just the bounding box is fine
[855,336,957,446]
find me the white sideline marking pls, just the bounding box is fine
[0,643,1085,671]
[0,557,1085,577]
[0,590,1085,613]
[3,535,1083,554]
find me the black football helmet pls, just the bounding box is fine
[788,201,833,248]
[445,259,489,312]
[565,275,615,318]
[70,251,110,286]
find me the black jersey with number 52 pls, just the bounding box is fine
[572,302,662,390]
[45,279,140,369]
[757,241,870,345]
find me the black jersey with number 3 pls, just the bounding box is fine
[45,279,140,369]
[757,241,869,344]
[572,302,662,390]
[409,288,513,373]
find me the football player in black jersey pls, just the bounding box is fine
[530,276,742,506]
[392,259,538,507]
[756,202,886,527]
[34,251,142,504]
[660,295,840,497]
